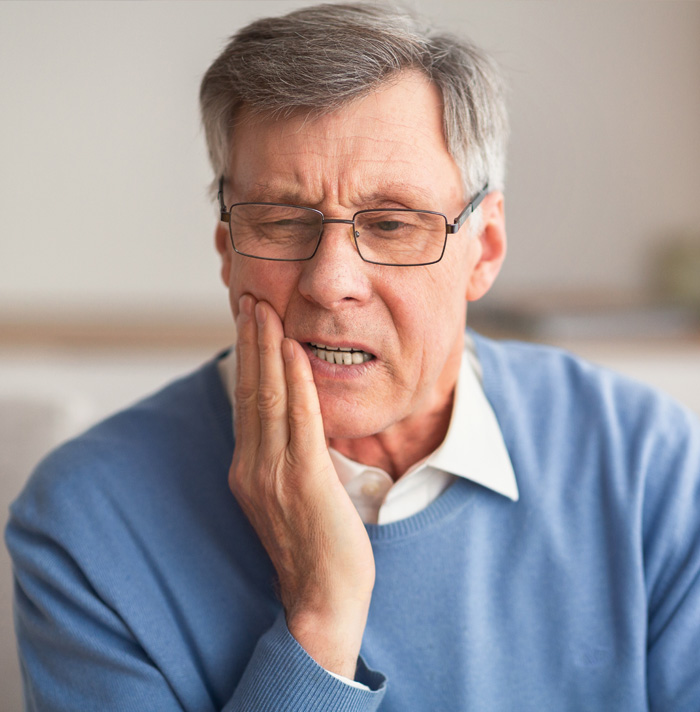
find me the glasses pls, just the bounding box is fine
[218,177,489,267]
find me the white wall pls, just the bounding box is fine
[1,0,699,318]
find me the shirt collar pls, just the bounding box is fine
[217,334,518,502]
[425,341,519,501]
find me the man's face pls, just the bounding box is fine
[216,72,504,440]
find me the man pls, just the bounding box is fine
[6,3,700,711]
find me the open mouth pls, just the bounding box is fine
[309,342,374,365]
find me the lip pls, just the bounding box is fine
[302,337,377,356]
[300,342,378,380]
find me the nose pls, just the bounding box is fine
[297,220,372,309]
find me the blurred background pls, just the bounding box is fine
[1,1,699,707]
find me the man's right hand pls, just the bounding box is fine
[229,294,375,680]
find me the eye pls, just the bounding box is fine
[266,218,310,227]
[361,214,417,234]
[374,220,404,232]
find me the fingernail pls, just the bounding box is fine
[282,338,295,362]
[239,294,253,318]
[255,302,267,325]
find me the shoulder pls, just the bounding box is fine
[7,357,234,548]
[472,331,699,445]
[472,331,700,520]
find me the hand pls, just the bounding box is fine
[230,294,375,678]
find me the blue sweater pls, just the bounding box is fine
[6,334,700,711]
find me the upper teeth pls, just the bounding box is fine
[310,342,373,365]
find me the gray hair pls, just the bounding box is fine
[200,2,508,202]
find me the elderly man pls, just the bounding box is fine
[7,3,700,711]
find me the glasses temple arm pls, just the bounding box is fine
[218,176,230,223]
[446,182,489,234]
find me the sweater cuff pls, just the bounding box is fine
[224,611,386,711]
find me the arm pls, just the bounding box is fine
[644,403,700,711]
[7,518,193,711]
[228,294,378,682]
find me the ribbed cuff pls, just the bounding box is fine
[223,611,386,711]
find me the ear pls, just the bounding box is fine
[215,223,232,286]
[465,190,507,302]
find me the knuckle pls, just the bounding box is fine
[235,339,255,362]
[228,461,247,496]
[233,394,259,440]
[288,400,319,423]
[288,371,317,393]
[257,386,284,415]
[234,382,257,407]
[236,330,253,347]
[229,453,264,494]
[257,340,277,358]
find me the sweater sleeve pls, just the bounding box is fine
[642,402,700,711]
[224,612,385,711]
[6,511,190,711]
[6,501,386,712]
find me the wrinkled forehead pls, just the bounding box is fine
[225,74,463,208]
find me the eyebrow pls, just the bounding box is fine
[357,183,435,208]
[241,184,307,205]
[239,181,437,210]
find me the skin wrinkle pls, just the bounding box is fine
[242,162,440,212]
[237,176,438,213]
[228,78,456,210]
[217,73,505,478]
[271,131,438,159]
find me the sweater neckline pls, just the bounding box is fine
[364,477,477,541]
[200,337,504,542]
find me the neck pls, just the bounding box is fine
[329,389,454,481]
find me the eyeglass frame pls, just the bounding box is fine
[217,176,489,267]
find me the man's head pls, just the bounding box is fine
[200,3,509,441]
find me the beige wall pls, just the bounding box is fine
[1,0,699,319]
[1,5,699,707]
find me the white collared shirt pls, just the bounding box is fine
[217,333,518,525]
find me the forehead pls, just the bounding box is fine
[227,73,464,207]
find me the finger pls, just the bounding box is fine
[282,338,326,456]
[234,294,261,451]
[255,301,290,448]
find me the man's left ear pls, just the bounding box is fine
[465,190,506,302]
[215,222,233,286]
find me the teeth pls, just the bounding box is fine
[309,342,373,365]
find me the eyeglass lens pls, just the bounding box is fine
[228,204,448,265]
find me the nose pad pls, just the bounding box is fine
[316,219,360,259]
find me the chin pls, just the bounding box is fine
[319,400,388,440]
[323,422,374,440]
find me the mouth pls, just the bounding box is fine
[308,341,375,365]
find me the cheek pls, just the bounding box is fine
[379,278,465,391]
[392,262,468,339]
[228,258,300,318]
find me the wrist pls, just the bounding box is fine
[286,599,371,679]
